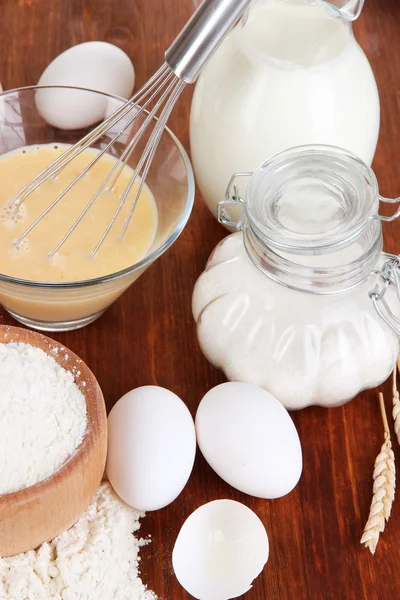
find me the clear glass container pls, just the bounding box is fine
[193,145,400,410]
[190,0,380,226]
[0,86,194,332]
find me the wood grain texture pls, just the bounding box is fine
[0,0,400,597]
[0,325,107,557]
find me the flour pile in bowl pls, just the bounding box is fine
[0,482,157,600]
[0,341,87,495]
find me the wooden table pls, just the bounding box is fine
[1,1,400,598]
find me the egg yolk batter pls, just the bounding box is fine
[0,144,158,282]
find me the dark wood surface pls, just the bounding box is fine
[1,1,400,598]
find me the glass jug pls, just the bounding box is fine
[192,145,400,410]
[190,0,380,226]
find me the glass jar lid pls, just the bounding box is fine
[245,145,378,254]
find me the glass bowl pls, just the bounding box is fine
[0,86,194,331]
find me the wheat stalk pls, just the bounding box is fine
[360,392,396,555]
[394,359,400,446]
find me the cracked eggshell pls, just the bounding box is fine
[196,382,302,499]
[173,499,269,600]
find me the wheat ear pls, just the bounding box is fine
[394,359,400,445]
[360,392,396,555]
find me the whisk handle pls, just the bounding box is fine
[165,0,252,84]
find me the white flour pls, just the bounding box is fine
[0,342,87,495]
[0,483,157,600]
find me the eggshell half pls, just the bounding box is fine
[173,500,269,600]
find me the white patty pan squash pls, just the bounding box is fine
[192,233,399,410]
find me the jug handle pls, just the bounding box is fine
[194,0,365,22]
[322,0,365,22]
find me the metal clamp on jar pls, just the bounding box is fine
[193,145,400,410]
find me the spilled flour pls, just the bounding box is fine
[0,483,157,600]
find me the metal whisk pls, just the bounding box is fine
[7,0,251,258]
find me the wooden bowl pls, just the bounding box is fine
[0,325,107,557]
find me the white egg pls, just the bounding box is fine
[196,382,302,499]
[106,386,196,511]
[173,500,269,600]
[36,41,135,129]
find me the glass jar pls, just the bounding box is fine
[190,0,380,226]
[192,145,400,410]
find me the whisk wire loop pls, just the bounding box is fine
[119,80,186,241]
[48,69,180,257]
[7,0,253,258]
[9,64,170,214]
[13,65,181,255]
[89,77,186,257]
